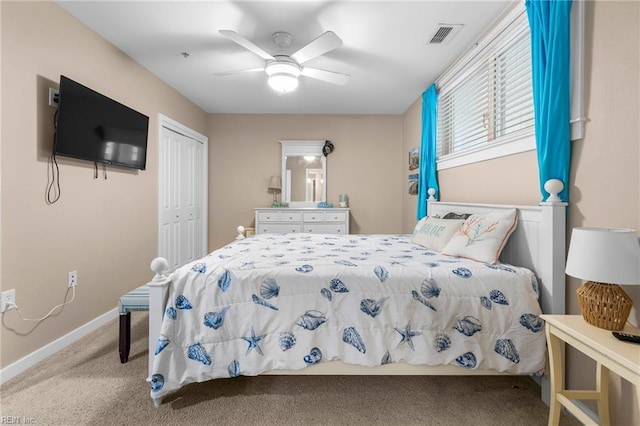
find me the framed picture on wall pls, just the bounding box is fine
[408,173,418,195]
[409,147,419,170]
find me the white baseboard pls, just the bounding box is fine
[0,308,118,385]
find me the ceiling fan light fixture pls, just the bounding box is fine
[265,59,301,93]
[268,74,299,93]
[218,31,347,92]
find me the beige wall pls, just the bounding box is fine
[439,151,540,205]
[401,97,421,233]
[0,1,207,368]
[207,114,403,249]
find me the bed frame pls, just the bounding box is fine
[146,180,567,406]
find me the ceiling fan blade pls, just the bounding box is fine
[300,67,350,85]
[291,31,342,64]
[212,67,265,77]
[219,30,274,60]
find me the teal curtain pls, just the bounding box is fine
[526,0,573,201]
[417,84,439,219]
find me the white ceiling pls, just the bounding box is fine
[57,1,512,114]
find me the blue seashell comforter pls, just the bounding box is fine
[151,233,546,401]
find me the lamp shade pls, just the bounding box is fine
[565,227,640,285]
[268,176,282,191]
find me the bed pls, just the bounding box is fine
[146,182,566,407]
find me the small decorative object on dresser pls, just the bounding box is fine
[338,194,349,207]
[255,207,349,234]
[565,227,640,330]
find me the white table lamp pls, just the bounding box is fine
[565,227,640,330]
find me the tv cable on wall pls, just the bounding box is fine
[46,109,61,204]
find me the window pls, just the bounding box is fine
[436,6,534,169]
[435,2,584,170]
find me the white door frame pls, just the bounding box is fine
[157,113,208,261]
[305,168,323,202]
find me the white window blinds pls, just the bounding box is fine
[436,10,534,161]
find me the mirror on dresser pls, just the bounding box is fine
[280,140,327,207]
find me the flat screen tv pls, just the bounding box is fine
[54,75,149,170]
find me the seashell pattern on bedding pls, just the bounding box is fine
[203,307,229,330]
[260,278,280,299]
[151,233,546,402]
[279,332,297,351]
[228,360,240,377]
[454,316,483,337]
[359,297,388,318]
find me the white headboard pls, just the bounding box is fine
[427,195,567,315]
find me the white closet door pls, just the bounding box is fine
[159,124,206,271]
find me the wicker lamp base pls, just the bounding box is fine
[576,281,632,331]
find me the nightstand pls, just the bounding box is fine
[541,314,640,426]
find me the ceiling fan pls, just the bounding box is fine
[214,30,350,93]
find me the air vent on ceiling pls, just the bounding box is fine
[428,24,463,45]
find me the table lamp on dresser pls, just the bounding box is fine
[268,176,282,208]
[565,227,640,331]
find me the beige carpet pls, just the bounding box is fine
[1,313,579,426]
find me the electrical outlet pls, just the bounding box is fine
[49,88,60,108]
[68,271,78,288]
[1,289,16,313]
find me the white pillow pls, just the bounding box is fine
[441,209,518,264]
[412,217,466,252]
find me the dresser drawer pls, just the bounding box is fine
[324,211,347,222]
[257,210,302,222]
[303,224,347,234]
[278,211,302,222]
[257,211,280,222]
[302,211,347,222]
[302,211,324,222]
[257,224,302,234]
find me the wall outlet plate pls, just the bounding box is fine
[68,271,77,288]
[1,289,16,313]
[49,88,60,108]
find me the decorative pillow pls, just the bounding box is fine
[441,209,518,264]
[412,217,466,252]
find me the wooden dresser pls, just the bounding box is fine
[254,208,350,235]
